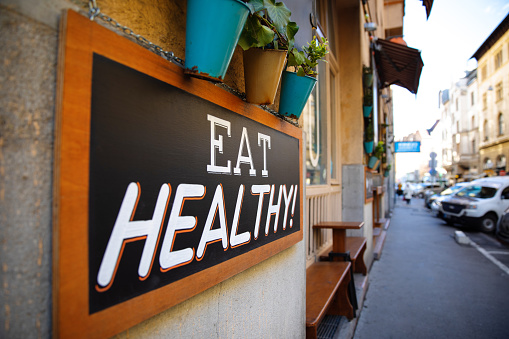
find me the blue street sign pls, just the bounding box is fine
[394,141,421,153]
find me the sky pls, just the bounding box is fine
[393,0,509,139]
[392,0,509,181]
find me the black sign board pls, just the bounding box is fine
[89,54,300,312]
[53,10,302,338]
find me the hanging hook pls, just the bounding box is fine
[88,0,100,21]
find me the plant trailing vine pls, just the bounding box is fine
[364,87,373,106]
[238,0,299,51]
[373,141,385,159]
[287,36,329,77]
[363,65,373,87]
[365,117,374,142]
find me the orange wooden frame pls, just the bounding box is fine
[53,10,303,338]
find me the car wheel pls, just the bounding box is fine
[497,215,509,243]
[479,213,497,233]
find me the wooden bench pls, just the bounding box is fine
[306,262,354,339]
[345,237,367,275]
[319,237,367,275]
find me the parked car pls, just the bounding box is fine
[414,182,444,199]
[428,182,470,215]
[496,206,509,243]
[438,176,509,233]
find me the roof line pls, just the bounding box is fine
[472,13,509,61]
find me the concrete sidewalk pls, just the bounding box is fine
[352,198,509,339]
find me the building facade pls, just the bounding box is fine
[439,70,480,183]
[0,0,426,337]
[474,14,509,177]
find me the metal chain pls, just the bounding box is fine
[85,0,183,65]
[71,0,299,126]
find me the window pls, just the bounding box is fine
[457,185,496,199]
[304,60,327,185]
[471,116,475,129]
[330,69,338,182]
[481,65,487,81]
[497,155,506,169]
[501,187,509,199]
[483,158,493,169]
[455,98,459,111]
[499,113,504,136]
[495,49,503,70]
[496,82,503,101]
[471,92,475,106]
[483,92,487,110]
[472,139,476,153]
[484,119,489,141]
[456,120,460,133]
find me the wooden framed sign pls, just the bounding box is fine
[53,10,303,338]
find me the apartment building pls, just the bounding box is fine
[439,69,480,182]
[474,13,509,176]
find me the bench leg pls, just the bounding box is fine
[306,325,318,339]
[328,271,354,320]
[354,245,367,276]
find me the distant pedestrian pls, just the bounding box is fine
[397,183,403,197]
[404,185,412,205]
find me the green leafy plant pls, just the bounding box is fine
[287,36,329,77]
[363,66,373,87]
[373,141,385,159]
[364,86,373,106]
[238,0,299,51]
[365,117,374,142]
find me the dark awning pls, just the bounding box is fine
[420,0,434,19]
[373,38,424,95]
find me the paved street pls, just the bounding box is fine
[354,197,509,339]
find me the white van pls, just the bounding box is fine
[438,176,509,233]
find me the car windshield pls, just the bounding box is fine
[440,185,464,196]
[455,185,497,199]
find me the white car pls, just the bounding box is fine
[429,182,470,217]
[438,177,509,233]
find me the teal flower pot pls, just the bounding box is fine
[185,0,250,82]
[368,156,379,169]
[363,73,373,87]
[279,71,317,119]
[384,170,389,177]
[363,105,373,117]
[364,141,374,154]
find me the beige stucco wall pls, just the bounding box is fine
[477,27,509,174]
[382,0,403,32]
[0,1,305,338]
[338,5,364,165]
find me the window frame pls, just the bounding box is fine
[499,113,504,136]
[495,49,503,70]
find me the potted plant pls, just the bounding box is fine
[185,0,251,82]
[364,117,374,154]
[363,66,373,87]
[384,164,392,177]
[278,36,329,119]
[363,86,373,117]
[239,0,299,105]
[368,141,385,169]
